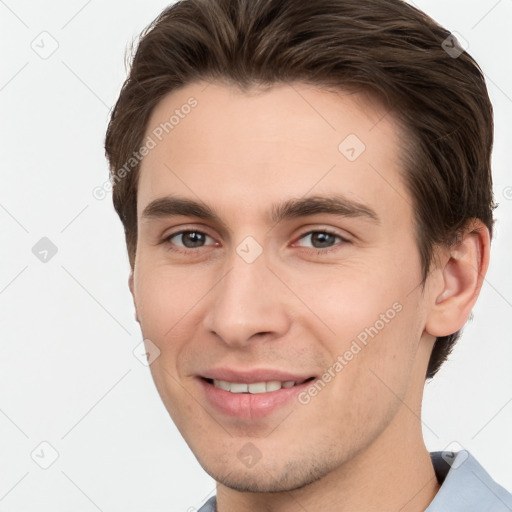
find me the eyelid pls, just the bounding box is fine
[163,228,218,246]
[162,223,217,241]
[292,227,350,244]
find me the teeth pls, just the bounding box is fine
[266,381,282,392]
[229,382,248,393]
[248,382,266,394]
[212,379,298,393]
[215,379,230,391]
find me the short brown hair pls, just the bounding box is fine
[104,0,495,378]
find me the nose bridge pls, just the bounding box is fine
[204,243,290,347]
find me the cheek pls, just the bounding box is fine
[290,265,404,341]
[344,292,426,410]
[295,263,424,388]
[134,262,208,339]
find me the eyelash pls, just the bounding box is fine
[161,229,349,256]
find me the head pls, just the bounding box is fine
[104,0,493,494]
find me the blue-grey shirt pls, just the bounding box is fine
[197,451,512,511]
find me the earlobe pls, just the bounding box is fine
[128,270,140,323]
[128,270,134,295]
[425,221,490,338]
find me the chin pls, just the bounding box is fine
[198,453,335,493]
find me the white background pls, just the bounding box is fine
[1,0,511,510]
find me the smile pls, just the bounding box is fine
[211,378,308,393]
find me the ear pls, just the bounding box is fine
[425,220,490,338]
[128,269,140,323]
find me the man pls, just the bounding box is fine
[104,0,512,510]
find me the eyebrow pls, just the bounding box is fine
[141,194,379,226]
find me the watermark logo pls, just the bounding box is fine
[441,441,469,469]
[31,441,59,469]
[133,339,161,366]
[31,31,59,60]
[237,442,262,468]
[32,237,58,263]
[338,133,366,162]
[441,32,469,59]
[236,236,263,264]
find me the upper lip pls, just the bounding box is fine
[199,368,315,384]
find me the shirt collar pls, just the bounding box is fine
[426,450,512,511]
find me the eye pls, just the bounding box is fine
[295,230,347,250]
[165,230,216,249]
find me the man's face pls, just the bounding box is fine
[131,82,437,492]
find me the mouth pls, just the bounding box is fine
[198,375,316,420]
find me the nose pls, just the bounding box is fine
[202,246,292,348]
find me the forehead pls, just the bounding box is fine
[137,81,410,225]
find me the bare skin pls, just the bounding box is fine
[129,81,489,512]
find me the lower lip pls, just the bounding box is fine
[199,378,313,420]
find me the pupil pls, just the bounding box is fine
[183,232,205,248]
[312,232,335,248]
